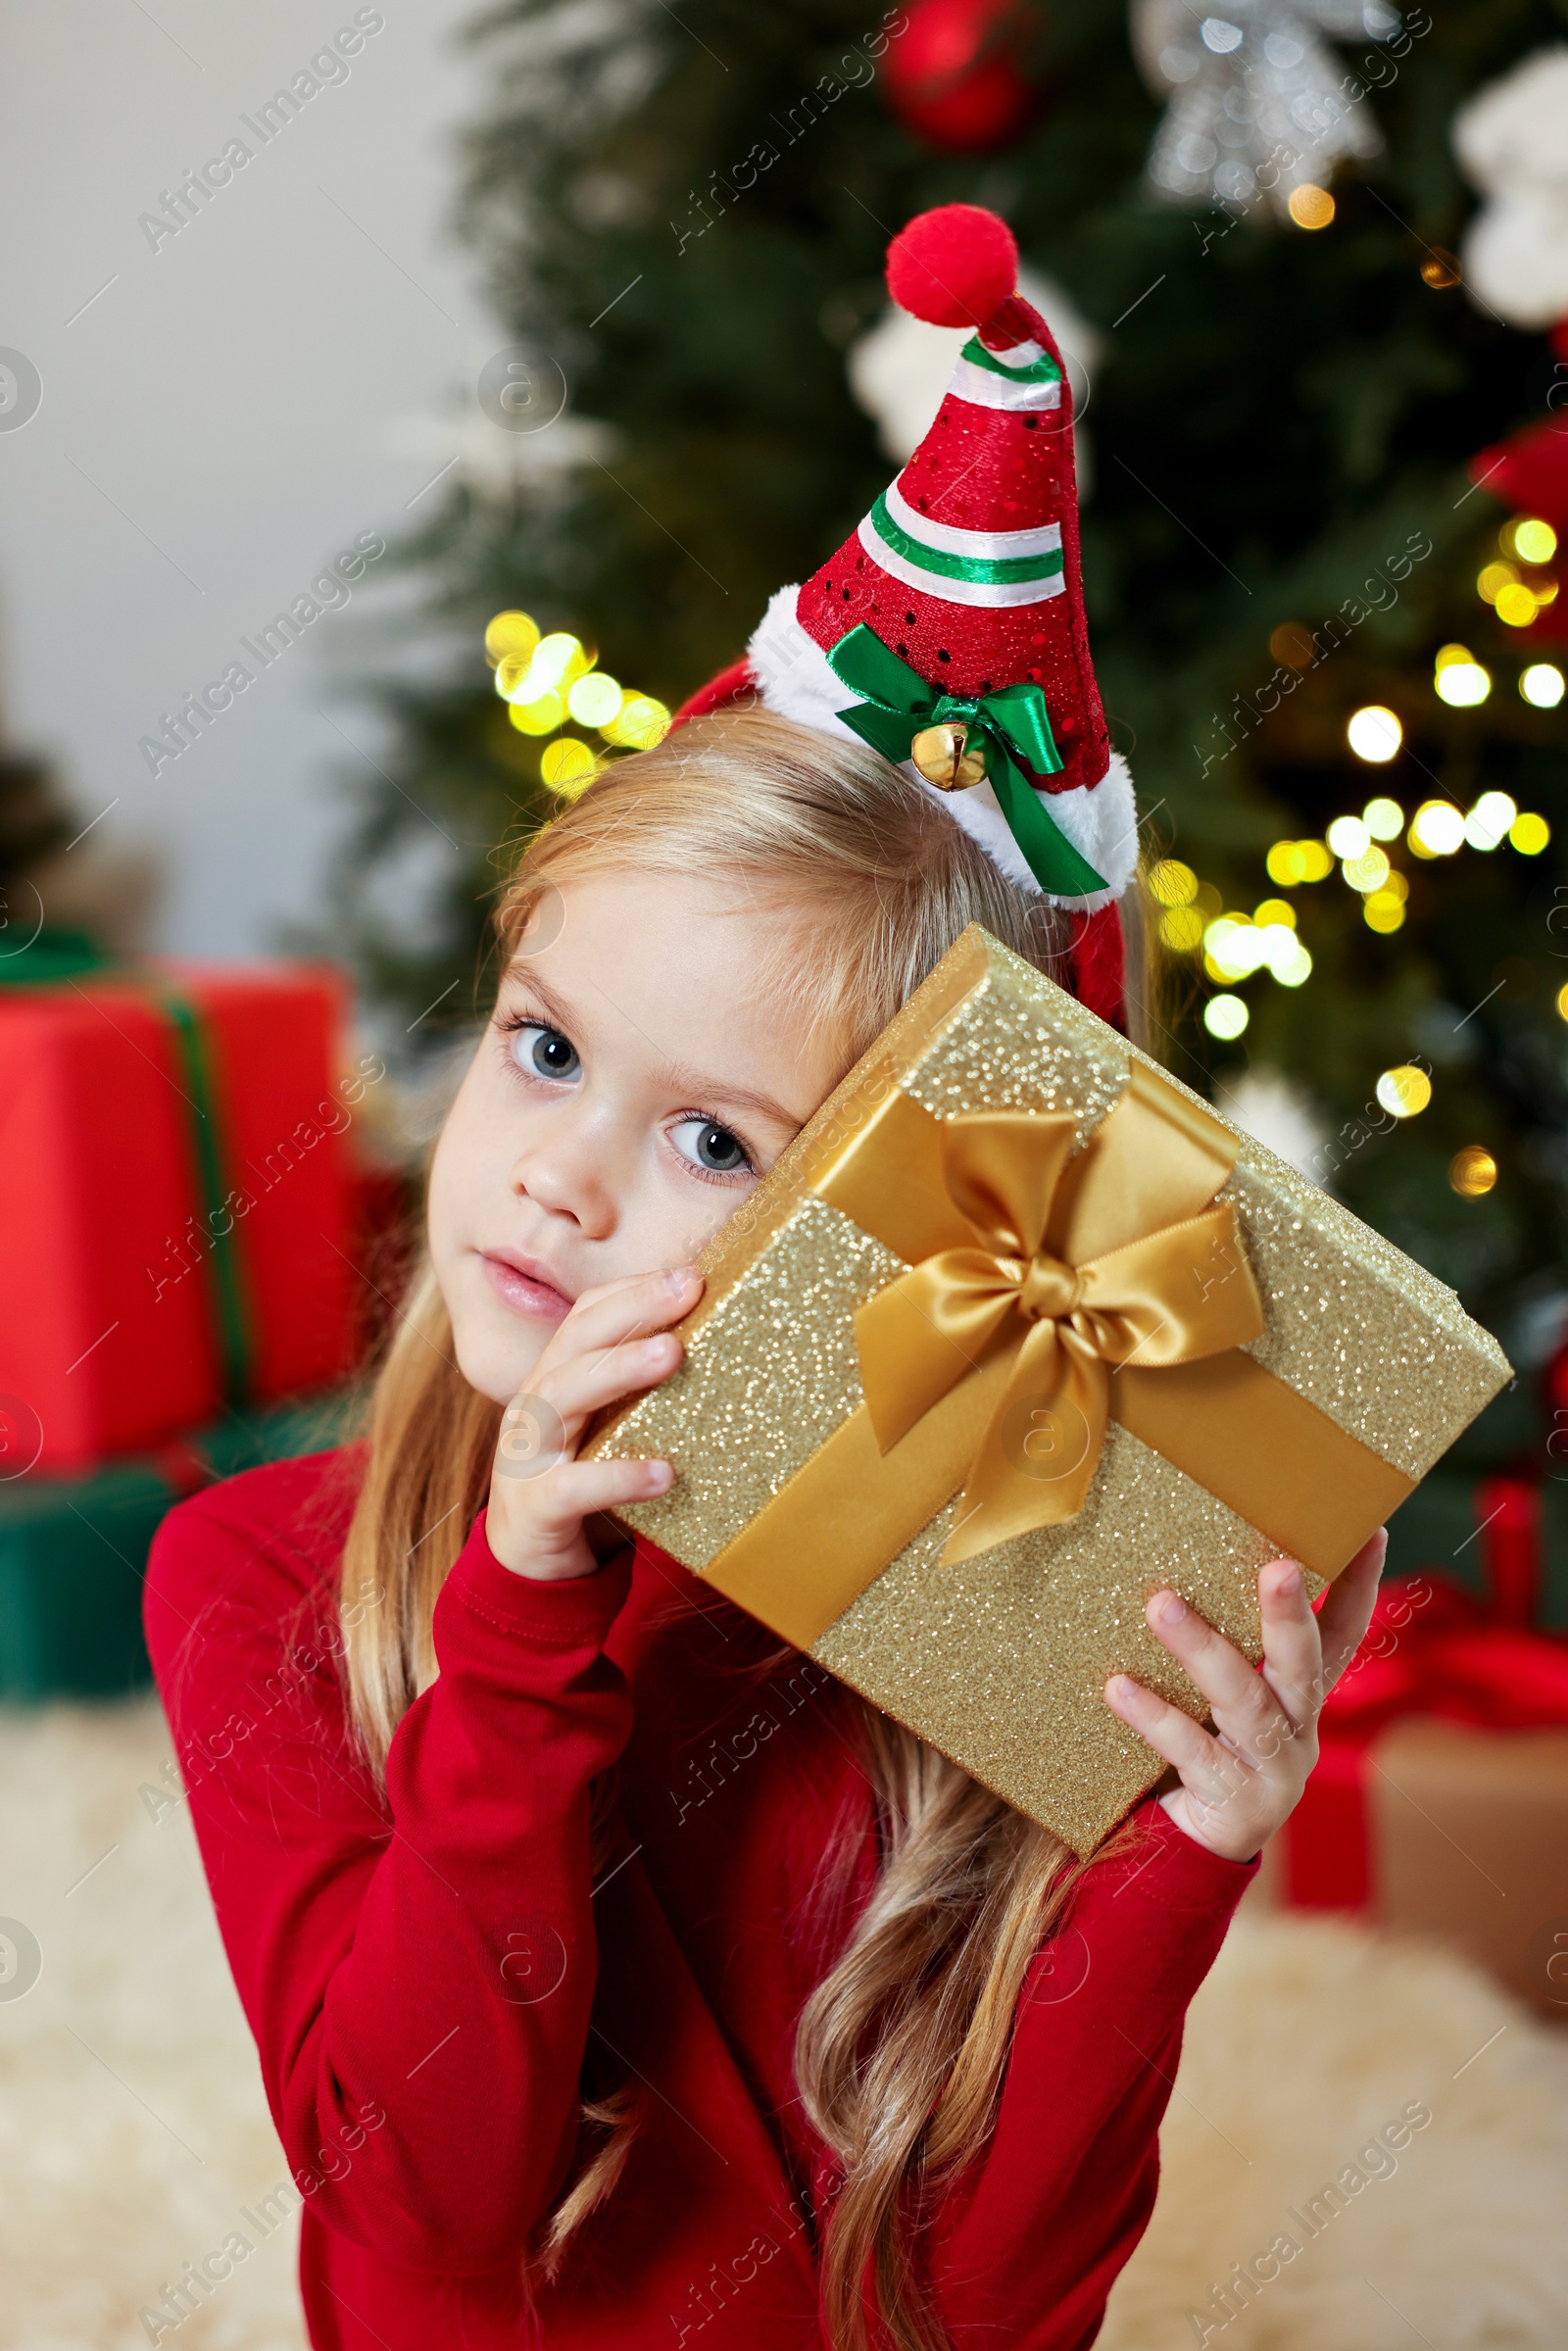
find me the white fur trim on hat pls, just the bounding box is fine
[746,584,1137,913]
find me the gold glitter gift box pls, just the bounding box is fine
[586,927,1511,1854]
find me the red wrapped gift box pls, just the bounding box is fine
[1,961,359,1473]
[1281,1519,1568,2010]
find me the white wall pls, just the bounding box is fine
[0,0,500,959]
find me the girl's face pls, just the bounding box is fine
[428,867,847,1405]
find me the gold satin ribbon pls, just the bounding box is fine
[826,1062,1266,1566]
[699,1059,1414,1652]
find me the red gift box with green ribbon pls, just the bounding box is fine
[0,935,358,1474]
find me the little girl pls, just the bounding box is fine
[147,210,1384,2351]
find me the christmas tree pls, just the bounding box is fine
[325,0,1568,1476]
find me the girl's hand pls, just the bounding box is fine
[1102,1530,1388,1863]
[485,1265,702,1583]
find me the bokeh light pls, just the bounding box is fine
[1288,183,1335,229]
[1326,814,1370,859]
[1376,1065,1432,1119]
[1434,648,1491,707]
[1495,582,1540,627]
[1149,858,1199,906]
[1507,517,1557,564]
[601,694,672,750]
[1477,560,1517,605]
[1521,663,1565,709]
[1448,1146,1497,1199]
[1556,982,1568,1023]
[1159,906,1205,953]
[1408,800,1465,857]
[1509,811,1550,855]
[1347,706,1401,763]
[484,609,540,667]
[1464,791,1517,852]
[1265,839,1334,886]
[1253,899,1297,929]
[1363,796,1404,841]
[1363,890,1405,934]
[1343,846,1392,894]
[567,671,624,727]
[1203,994,1250,1040]
[540,738,597,795]
[508,690,564,735]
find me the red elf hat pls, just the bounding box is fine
[673,203,1137,1027]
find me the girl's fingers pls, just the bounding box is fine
[1316,1529,1389,1692]
[561,1265,703,1361]
[1143,1588,1282,1740]
[1103,1674,1249,1810]
[529,1332,686,1430]
[1254,1557,1327,1722]
[513,1454,674,1534]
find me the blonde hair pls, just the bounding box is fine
[339,706,1145,2350]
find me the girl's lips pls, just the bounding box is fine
[479,1251,573,1325]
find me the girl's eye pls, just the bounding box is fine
[511,1022,580,1083]
[668,1116,753,1179]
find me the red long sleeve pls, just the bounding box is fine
[145,1449,1255,2350]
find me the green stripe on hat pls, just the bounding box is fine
[868,493,1066,589]
[957,334,1062,386]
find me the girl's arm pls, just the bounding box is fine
[145,1475,635,2274]
[923,1537,1387,2342]
[146,1263,695,2273]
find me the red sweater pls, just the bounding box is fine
[144,1449,1254,2350]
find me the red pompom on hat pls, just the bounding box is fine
[671,202,1136,1029]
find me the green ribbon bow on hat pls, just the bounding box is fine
[826,623,1108,902]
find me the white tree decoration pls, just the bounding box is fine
[1131,0,1400,216]
[1453,48,1568,330]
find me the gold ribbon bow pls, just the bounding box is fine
[681,1054,1414,1656]
[840,1066,1266,1565]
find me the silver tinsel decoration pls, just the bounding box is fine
[1131,0,1401,215]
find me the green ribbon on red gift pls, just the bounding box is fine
[0,931,255,1404]
[825,623,1109,902]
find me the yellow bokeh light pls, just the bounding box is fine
[1288,183,1335,229]
[1434,643,1472,671]
[1363,796,1404,841]
[1363,891,1405,933]
[1464,791,1517,852]
[1376,1065,1432,1119]
[1521,663,1565,708]
[1510,811,1550,855]
[1449,1146,1497,1199]
[1343,845,1392,893]
[1203,994,1250,1040]
[1435,659,1491,708]
[528,633,594,691]
[1556,982,1568,1023]
[540,737,597,794]
[1149,858,1199,907]
[1326,813,1370,859]
[1508,517,1558,564]
[1298,840,1334,882]
[508,690,564,736]
[1159,906,1205,954]
[1253,898,1297,929]
[1495,582,1540,627]
[483,609,539,667]
[1409,800,1465,857]
[567,671,623,728]
[601,694,671,751]
[1265,841,1305,887]
[1347,706,1402,763]
[1477,560,1518,605]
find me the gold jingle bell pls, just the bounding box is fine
[910,720,988,792]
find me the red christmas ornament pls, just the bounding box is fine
[883,0,1049,154]
[1470,415,1568,535]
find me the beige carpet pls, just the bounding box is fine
[2,1698,1566,2350]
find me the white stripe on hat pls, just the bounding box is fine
[883,478,1062,563]
[949,356,1063,413]
[746,584,1137,912]
[857,510,1066,610]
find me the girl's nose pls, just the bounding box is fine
[508,1115,619,1240]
